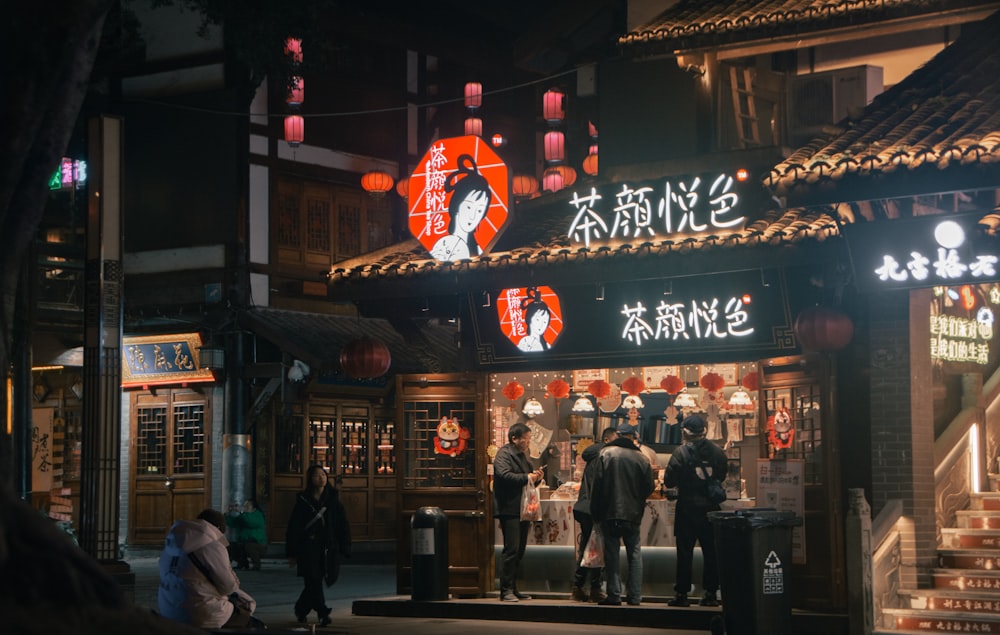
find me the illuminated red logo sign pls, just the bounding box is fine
[497,286,563,352]
[407,135,510,262]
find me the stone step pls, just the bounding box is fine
[882,608,1000,633]
[972,492,1000,511]
[904,589,1000,614]
[938,549,1000,570]
[940,528,1000,549]
[931,568,1000,592]
[956,510,1000,529]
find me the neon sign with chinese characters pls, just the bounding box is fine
[929,284,997,366]
[566,172,752,248]
[48,157,87,191]
[620,294,754,347]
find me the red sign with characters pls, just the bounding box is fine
[408,135,510,262]
[497,286,564,352]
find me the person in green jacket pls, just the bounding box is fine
[228,500,268,570]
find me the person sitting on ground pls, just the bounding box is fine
[228,500,267,570]
[158,508,262,629]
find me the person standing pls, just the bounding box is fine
[492,421,545,602]
[286,465,352,626]
[590,423,656,606]
[663,414,728,607]
[570,426,617,603]
[228,499,267,570]
[158,508,260,629]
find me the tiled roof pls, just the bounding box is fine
[240,307,459,374]
[767,10,1000,200]
[618,0,999,54]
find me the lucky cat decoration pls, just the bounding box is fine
[767,406,794,452]
[434,416,470,457]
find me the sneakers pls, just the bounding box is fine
[700,591,720,607]
[589,587,608,603]
[500,591,519,602]
[667,593,690,607]
[571,586,590,602]
[513,591,532,600]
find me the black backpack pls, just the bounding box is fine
[686,445,726,504]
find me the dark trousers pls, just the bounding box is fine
[673,505,719,595]
[498,515,530,593]
[572,510,602,590]
[294,573,329,618]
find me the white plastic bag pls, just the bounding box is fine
[579,525,604,568]
[520,480,541,521]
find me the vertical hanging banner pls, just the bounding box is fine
[408,135,511,262]
[496,286,564,352]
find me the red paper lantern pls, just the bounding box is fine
[395,177,409,198]
[794,306,854,352]
[551,164,576,187]
[588,121,598,138]
[700,372,726,392]
[361,170,394,195]
[464,117,483,136]
[340,337,391,379]
[547,379,570,400]
[284,115,304,147]
[284,38,303,64]
[588,379,611,399]
[660,375,685,395]
[502,380,524,402]
[741,372,759,392]
[621,376,646,396]
[582,153,598,176]
[286,76,304,106]
[464,82,482,109]
[512,174,538,198]
[542,89,565,122]
[542,168,564,193]
[544,131,565,163]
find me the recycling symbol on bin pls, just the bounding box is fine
[764,550,782,569]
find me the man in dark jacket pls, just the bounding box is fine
[570,426,617,603]
[492,422,545,602]
[590,422,656,606]
[663,414,728,607]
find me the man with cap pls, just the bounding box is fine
[663,414,728,607]
[589,422,656,606]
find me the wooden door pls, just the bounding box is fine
[758,354,845,610]
[396,374,490,598]
[130,389,211,545]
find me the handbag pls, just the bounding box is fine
[520,479,541,521]
[579,524,604,568]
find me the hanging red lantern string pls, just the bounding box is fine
[621,376,646,396]
[546,379,570,400]
[587,379,611,399]
[700,372,726,392]
[502,380,524,403]
[660,375,685,395]
[741,372,759,392]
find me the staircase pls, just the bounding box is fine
[882,489,1000,633]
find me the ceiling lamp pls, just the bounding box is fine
[284,115,304,147]
[512,174,539,198]
[571,395,595,413]
[673,390,698,408]
[542,88,565,123]
[621,394,644,410]
[543,131,565,163]
[728,387,753,408]
[522,396,544,418]
[464,117,483,137]
[395,177,409,198]
[583,152,598,176]
[361,170,394,196]
[464,82,482,109]
[286,76,304,106]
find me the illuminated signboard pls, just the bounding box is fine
[930,284,997,366]
[408,135,510,262]
[121,333,215,386]
[843,213,1000,293]
[48,157,87,191]
[566,172,754,248]
[496,286,564,352]
[619,293,754,347]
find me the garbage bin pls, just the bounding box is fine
[410,506,448,601]
[707,509,801,635]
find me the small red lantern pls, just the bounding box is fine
[542,88,565,123]
[284,38,303,64]
[551,165,576,187]
[542,168,564,193]
[582,153,598,176]
[502,380,524,402]
[544,131,565,163]
[361,170,394,195]
[464,82,482,109]
[546,379,570,400]
[794,306,854,352]
[284,115,304,147]
[621,376,646,396]
[741,372,759,392]
[588,121,598,138]
[464,117,483,137]
[512,174,538,198]
[588,379,611,399]
[340,337,391,379]
[660,375,685,395]
[700,372,726,392]
[286,76,304,106]
[395,177,409,198]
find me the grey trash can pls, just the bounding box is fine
[707,509,801,635]
[411,506,448,601]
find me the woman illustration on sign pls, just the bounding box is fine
[430,154,492,262]
[517,289,552,352]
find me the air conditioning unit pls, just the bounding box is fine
[787,65,883,146]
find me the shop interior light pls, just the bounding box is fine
[522,397,545,418]
[571,395,595,413]
[728,387,752,407]
[621,394,644,409]
[673,390,697,408]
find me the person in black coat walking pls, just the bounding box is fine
[663,415,728,607]
[286,464,351,626]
